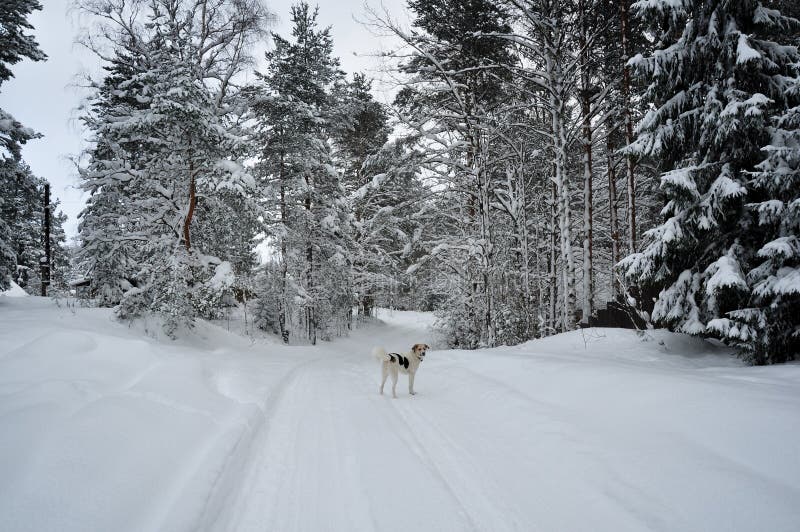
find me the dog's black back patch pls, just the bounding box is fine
[388,353,409,369]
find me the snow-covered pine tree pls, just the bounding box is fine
[331,74,398,319]
[116,48,250,332]
[348,137,429,319]
[0,200,15,290]
[78,50,150,305]
[620,0,800,362]
[0,0,46,290]
[250,2,351,344]
[0,162,37,291]
[0,164,68,293]
[0,162,66,292]
[77,0,266,335]
[0,0,45,163]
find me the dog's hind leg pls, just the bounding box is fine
[380,363,389,395]
[390,368,398,399]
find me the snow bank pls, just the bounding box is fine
[1,280,29,298]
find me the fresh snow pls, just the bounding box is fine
[208,261,235,290]
[705,254,748,293]
[736,34,762,64]
[2,280,28,298]
[1,297,800,532]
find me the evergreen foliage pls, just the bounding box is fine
[77,0,265,335]
[620,0,800,363]
[0,0,48,290]
[0,162,68,293]
[248,2,351,343]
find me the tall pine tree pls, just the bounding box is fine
[78,0,265,335]
[249,2,351,344]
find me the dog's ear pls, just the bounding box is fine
[424,344,430,350]
[412,343,422,353]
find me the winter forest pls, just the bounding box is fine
[2,0,800,365]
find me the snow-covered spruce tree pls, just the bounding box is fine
[0,0,45,162]
[620,0,800,362]
[0,0,46,289]
[249,2,351,344]
[718,24,800,364]
[0,198,16,289]
[77,0,266,336]
[0,162,37,290]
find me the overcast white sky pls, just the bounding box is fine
[0,0,407,239]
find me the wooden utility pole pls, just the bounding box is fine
[40,183,51,296]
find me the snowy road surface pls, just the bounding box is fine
[1,296,800,532]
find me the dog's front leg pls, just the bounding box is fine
[409,372,416,395]
[391,370,398,398]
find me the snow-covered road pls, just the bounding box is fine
[2,296,800,532]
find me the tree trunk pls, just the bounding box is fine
[607,135,621,298]
[476,137,496,347]
[306,187,315,346]
[549,180,559,334]
[580,0,594,324]
[516,160,533,339]
[620,0,637,254]
[184,166,196,251]
[278,150,289,343]
[548,61,577,331]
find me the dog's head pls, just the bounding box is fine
[412,343,430,361]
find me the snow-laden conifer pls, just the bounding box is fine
[77,0,266,335]
[249,2,352,344]
[0,0,46,290]
[621,0,800,363]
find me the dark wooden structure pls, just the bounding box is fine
[583,301,647,329]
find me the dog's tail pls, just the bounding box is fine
[372,346,390,362]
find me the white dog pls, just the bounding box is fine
[373,344,429,398]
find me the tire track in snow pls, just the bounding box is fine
[218,359,377,532]
[338,358,486,532]
[376,355,553,532]
[220,352,480,532]
[389,399,530,532]
[203,356,323,532]
[105,358,311,532]
[378,356,646,531]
